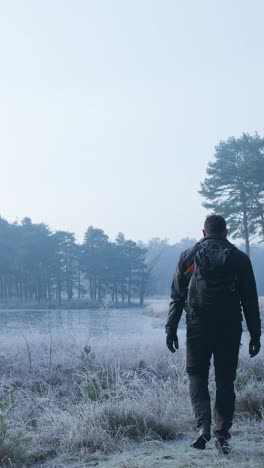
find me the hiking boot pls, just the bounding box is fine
[191,421,211,450]
[215,435,232,455]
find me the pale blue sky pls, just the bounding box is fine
[1,0,264,243]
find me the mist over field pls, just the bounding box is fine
[0,0,264,466]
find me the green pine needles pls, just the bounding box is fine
[200,132,264,256]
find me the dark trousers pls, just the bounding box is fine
[186,319,242,435]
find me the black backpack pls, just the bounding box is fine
[186,240,237,317]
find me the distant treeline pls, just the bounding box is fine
[148,237,264,297]
[0,218,264,304]
[0,217,153,305]
[0,217,263,306]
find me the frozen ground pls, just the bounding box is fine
[38,426,264,468]
[89,429,264,468]
[0,328,262,467]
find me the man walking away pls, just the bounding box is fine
[165,215,261,454]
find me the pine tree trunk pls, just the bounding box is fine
[257,200,264,241]
[140,272,145,305]
[121,283,124,303]
[0,275,3,299]
[98,280,101,301]
[128,270,131,304]
[94,274,97,301]
[241,187,250,257]
[89,276,93,300]
[3,278,8,299]
[78,265,81,300]
[58,285,61,305]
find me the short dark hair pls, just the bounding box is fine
[204,214,227,234]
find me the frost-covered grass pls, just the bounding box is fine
[0,331,263,467]
[144,301,168,317]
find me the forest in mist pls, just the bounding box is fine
[0,215,264,307]
[0,217,149,305]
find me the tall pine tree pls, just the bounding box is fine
[200,133,264,256]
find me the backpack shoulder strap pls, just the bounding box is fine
[183,242,202,276]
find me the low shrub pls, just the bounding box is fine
[236,387,264,419]
[101,405,178,441]
[0,415,31,466]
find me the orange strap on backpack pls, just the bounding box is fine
[184,263,195,276]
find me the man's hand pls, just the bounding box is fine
[166,327,179,353]
[249,337,261,358]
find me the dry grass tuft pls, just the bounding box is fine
[236,389,264,419]
[101,406,178,440]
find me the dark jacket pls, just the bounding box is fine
[166,235,261,340]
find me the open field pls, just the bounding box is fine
[0,329,262,467]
